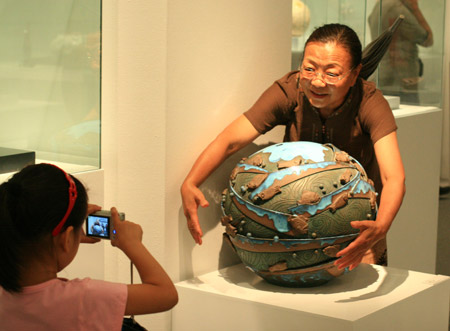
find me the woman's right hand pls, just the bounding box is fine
[179,115,260,245]
[181,181,209,245]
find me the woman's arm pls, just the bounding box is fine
[181,114,261,244]
[402,0,433,46]
[335,131,406,270]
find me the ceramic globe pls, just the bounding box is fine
[221,142,377,287]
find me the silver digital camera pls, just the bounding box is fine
[86,210,125,240]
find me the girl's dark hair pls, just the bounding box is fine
[0,164,88,293]
[305,23,362,69]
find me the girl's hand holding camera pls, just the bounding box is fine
[82,205,178,314]
[110,207,143,251]
[107,207,178,315]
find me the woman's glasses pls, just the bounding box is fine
[299,66,354,85]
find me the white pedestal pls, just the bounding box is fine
[385,95,400,110]
[391,106,442,273]
[173,263,450,331]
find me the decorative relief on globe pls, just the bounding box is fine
[221,142,377,287]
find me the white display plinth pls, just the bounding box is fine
[173,263,450,331]
[384,95,400,110]
[391,106,442,274]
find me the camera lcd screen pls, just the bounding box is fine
[86,215,110,239]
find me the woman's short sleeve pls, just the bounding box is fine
[359,81,398,144]
[244,72,298,134]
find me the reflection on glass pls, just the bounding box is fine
[0,0,101,171]
[368,0,438,105]
[291,0,446,107]
[291,0,368,71]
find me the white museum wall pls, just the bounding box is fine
[100,0,170,329]
[165,0,291,282]
[100,1,291,330]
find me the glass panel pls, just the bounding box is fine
[0,0,101,173]
[292,0,368,70]
[291,0,446,107]
[369,0,446,106]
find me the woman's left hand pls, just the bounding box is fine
[335,132,406,270]
[334,220,386,270]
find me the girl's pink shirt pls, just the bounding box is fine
[0,277,127,331]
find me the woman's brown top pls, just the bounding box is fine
[244,71,397,195]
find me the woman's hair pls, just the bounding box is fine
[304,23,362,69]
[0,164,88,293]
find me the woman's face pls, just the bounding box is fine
[299,41,360,114]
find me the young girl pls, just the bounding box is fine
[0,164,178,330]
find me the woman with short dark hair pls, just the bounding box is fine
[181,23,406,270]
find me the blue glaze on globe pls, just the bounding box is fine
[298,270,326,283]
[248,141,328,163]
[354,178,375,194]
[248,162,336,200]
[234,163,269,173]
[234,233,358,250]
[251,264,349,287]
[231,184,291,233]
[235,235,268,246]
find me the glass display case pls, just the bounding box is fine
[0,0,101,174]
[291,0,446,107]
